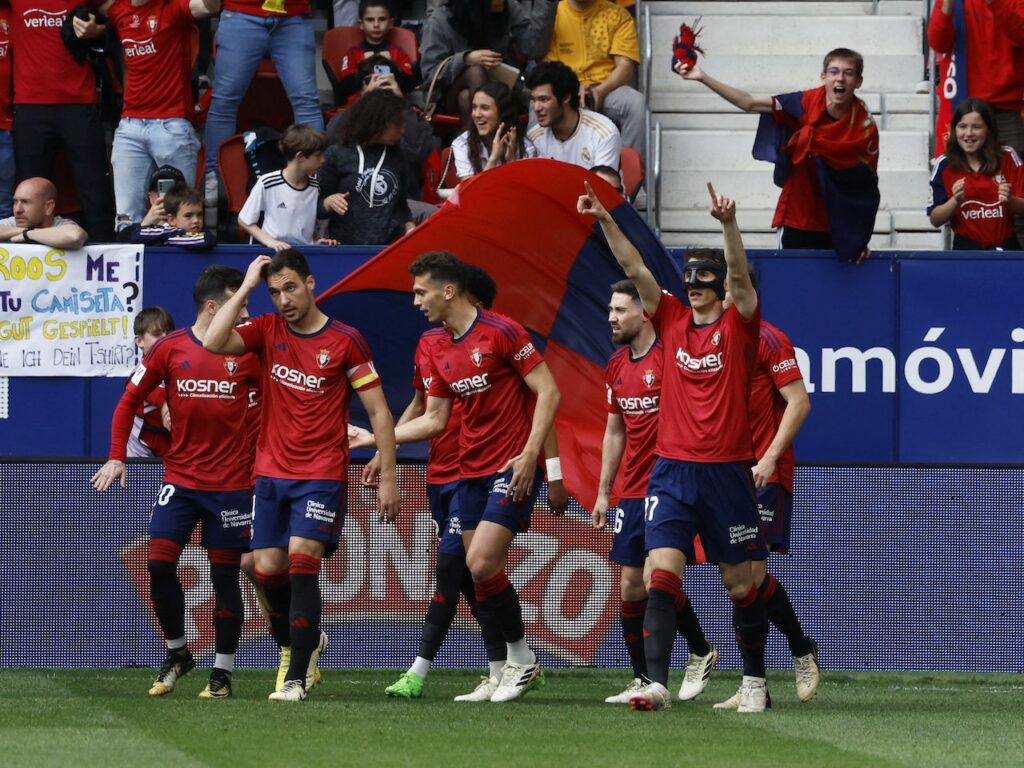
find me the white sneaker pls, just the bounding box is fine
[793,639,820,702]
[454,675,500,702]
[712,688,741,710]
[678,646,719,700]
[629,681,671,711]
[268,679,307,702]
[306,631,328,690]
[737,676,769,713]
[604,677,645,704]
[490,660,544,702]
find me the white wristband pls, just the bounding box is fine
[545,457,563,482]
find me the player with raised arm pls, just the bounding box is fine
[92,265,259,699]
[579,181,771,713]
[714,266,819,709]
[203,248,399,702]
[594,279,718,705]
[353,251,560,703]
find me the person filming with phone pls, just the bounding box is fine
[115,166,217,250]
[0,177,88,249]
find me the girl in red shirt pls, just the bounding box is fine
[929,98,1024,249]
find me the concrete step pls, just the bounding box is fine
[643,2,922,18]
[648,14,922,55]
[657,167,930,210]
[649,55,924,110]
[660,129,928,172]
[654,109,930,133]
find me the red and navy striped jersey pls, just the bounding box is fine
[413,328,461,485]
[236,313,381,482]
[928,148,1024,248]
[749,320,803,492]
[650,293,759,463]
[426,309,543,479]
[604,339,661,499]
[109,328,259,490]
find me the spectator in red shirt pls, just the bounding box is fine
[929,0,1024,242]
[333,1,418,107]
[102,0,219,231]
[929,97,1024,249]
[677,48,879,263]
[10,0,115,241]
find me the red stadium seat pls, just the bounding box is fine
[236,60,295,133]
[216,134,249,217]
[620,145,644,203]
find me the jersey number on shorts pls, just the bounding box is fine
[612,507,625,534]
[157,484,177,506]
[644,495,659,522]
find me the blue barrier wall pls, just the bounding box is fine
[3,461,1021,672]
[2,245,1022,463]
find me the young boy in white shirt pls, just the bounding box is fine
[239,125,337,249]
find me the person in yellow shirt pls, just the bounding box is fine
[545,0,646,158]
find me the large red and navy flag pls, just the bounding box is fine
[317,159,682,511]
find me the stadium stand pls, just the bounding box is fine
[642,0,937,249]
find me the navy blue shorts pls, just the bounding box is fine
[251,477,346,550]
[150,483,252,550]
[428,480,465,557]
[456,468,542,535]
[756,483,793,554]
[645,458,766,565]
[609,497,646,567]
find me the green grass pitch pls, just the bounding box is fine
[1,668,1022,767]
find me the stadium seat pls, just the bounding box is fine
[321,25,419,91]
[236,60,295,133]
[620,145,644,204]
[216,134,249,217]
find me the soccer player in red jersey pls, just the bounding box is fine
[373,265,508,699]
[92,265,259,699]
[203,248,399,702]
[361,251,560,702]
[593,279,718,705]
[579,180,771,712]
[712,266,819,708]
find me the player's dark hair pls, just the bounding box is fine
[591,164,622,184]
[279,123,328,162]
[610,279,641,305]
[162,183,203,216]
[467,82,525,174]
[133,306,175,337]
[525,60,581,111]
[409,251,467,291]
[359,0,394,18]
[684,247,726,267]
[336,89,406,147]
[263,248,312,280]
[464,263,497,309]
[193,265,244,310]
[944,98,1001,176]
[822,48,864,78]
